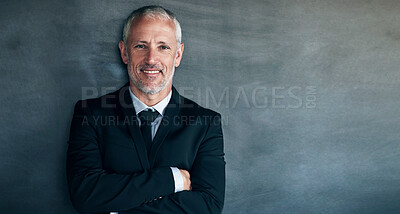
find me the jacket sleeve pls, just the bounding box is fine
[66,101,175,213]
[122,113,226,214]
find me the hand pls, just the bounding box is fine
[179,169,191,191]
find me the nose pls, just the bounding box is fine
[145,47,158,64]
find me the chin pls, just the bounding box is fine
[139,85,165,95]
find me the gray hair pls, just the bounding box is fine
[122,5,182,45]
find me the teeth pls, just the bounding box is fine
[143,70,160,74]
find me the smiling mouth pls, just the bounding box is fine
[142,70,161,74]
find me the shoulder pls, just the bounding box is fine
[74,85,127,115]
[176,94,223,134]
[178,93,222,123]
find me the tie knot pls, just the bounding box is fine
[138,109,160,123]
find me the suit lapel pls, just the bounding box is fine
[148,87,182,167]
[117,83,150,170]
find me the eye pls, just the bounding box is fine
[134,44,145,49]
[160,45,170,50]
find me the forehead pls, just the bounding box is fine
[128,16,176,42]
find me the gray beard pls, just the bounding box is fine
[126,51,177,95]
[128,68,174,95]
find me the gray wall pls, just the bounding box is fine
[1,0,400,213]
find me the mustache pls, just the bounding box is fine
[139,64,163,71]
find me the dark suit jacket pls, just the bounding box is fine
[67,83,225,214]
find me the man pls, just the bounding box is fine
[67,5,225,214]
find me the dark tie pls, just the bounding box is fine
[138,109,160,152]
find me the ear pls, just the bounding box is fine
[174,43,184,67]
[118,40,128,64]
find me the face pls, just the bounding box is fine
[119,16,184,96]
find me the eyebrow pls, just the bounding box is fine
[134,41,168,44]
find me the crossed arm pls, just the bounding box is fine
[66,101,225,213]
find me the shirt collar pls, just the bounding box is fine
[129,87,172,116]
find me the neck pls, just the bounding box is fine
[129,82,172,107]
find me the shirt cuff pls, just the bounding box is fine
[170,167,184,193]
